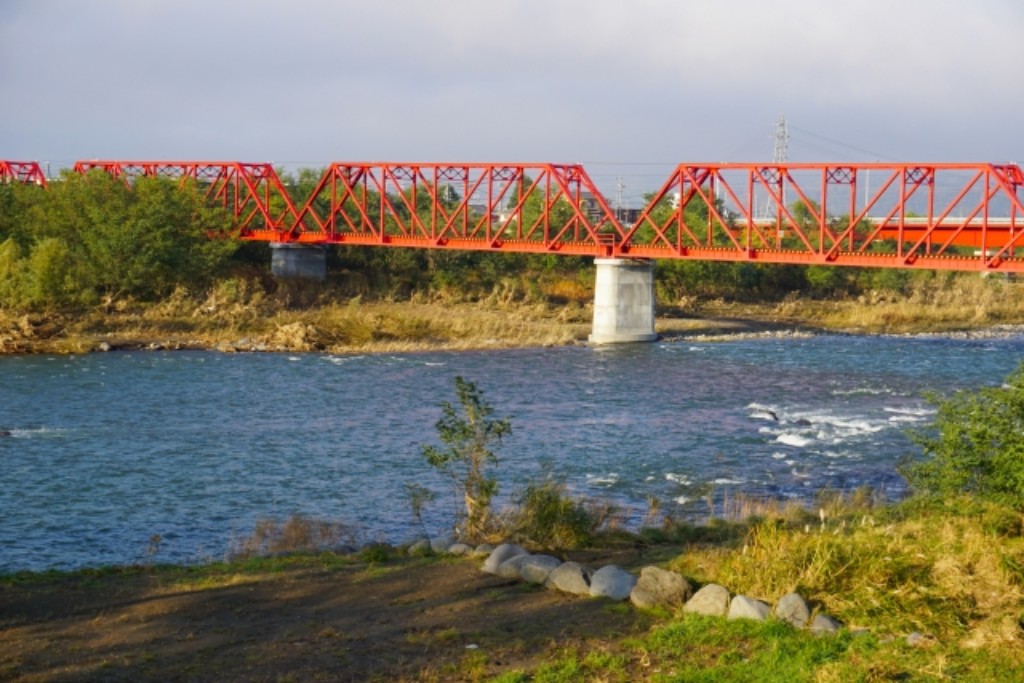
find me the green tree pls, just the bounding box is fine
[14,171,236,306]
[0,238,25,308]
[903,363,1024,508]
[805,265,851,297]
[25,238,78,308]
[421,376,512,540]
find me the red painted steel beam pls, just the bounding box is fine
[0,160,47,187]
[72,160,304,236]
[269,162,626,255]
[622,163,1024,272]
[54,159,1024,273]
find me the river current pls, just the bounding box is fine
[2,332,1023,572]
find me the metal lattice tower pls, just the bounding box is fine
[773,114,789,163]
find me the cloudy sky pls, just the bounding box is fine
[2,0,1021,201]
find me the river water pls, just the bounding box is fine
[2,332,1023,572]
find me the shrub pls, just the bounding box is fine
[903,363,1024,509]
[421,376,511,541]
[506,478,618,549]
[229,514,358,559]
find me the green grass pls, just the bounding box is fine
[495,614,1024,682]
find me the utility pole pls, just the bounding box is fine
[615,176,624,222]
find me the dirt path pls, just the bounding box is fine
[1,549,657,682]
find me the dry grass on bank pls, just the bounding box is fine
[5,273,1024,355]
[0,280,595,354]
[769,276,1024,334]
[660,492,1024,654]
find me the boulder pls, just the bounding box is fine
[495,553,533,579]
[447,542,473,556]
[630,566,693,609]
[590,565,637,601]
[684,583,730,617]
[809,613,841,635]
[519,555,562,584]
[481,543,529,574]
[544,561,594,596]
[471,543,494,558]
[407,539,431,556]
[430,537,453,553]
[774,592,811,628]
[728,595,772,621]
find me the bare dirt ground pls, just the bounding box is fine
[0,548,658,683]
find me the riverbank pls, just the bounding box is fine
[3,497,1023,682]
[4,279,1024,355]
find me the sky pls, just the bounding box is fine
[2,0,1022,203]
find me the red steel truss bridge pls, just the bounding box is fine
[5,159,1024,273]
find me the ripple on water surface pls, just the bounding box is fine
[2,335,1023,571]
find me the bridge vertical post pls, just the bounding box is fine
[270,243,326,281]
[588,258,658,344]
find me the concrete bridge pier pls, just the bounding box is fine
[588,258,658,344]
[270,242,326,280]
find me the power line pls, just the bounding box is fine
[787,124,898,162]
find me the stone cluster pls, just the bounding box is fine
[476,542,843,633]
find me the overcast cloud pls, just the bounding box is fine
[2,0,1021,199]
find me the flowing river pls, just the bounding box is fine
[3,331,1024,572]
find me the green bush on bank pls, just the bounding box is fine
[0,172,236,310]
[903,362,1024,510]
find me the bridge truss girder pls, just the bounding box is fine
[71,160,303,236]
[6,159,1024,272]
[0,161,46,187]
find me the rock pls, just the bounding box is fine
[481,543,529,574]
[430,537,453,553]
[728,595,772,621]
[471,543,494,558]
[774,592,811,628]
[590,565,637,601]
[519,555,562,584]
[495,553,533,579]
[684,583,730,617]
[630,566,692,609]
[809,613,841,635]
[447,542,473,556]
[96,341,111,352]
[906,631,934,647]
[407,539,432,556]
[544,561,594,596]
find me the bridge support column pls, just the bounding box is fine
[270,242,326,281]
[588,258,658,344]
